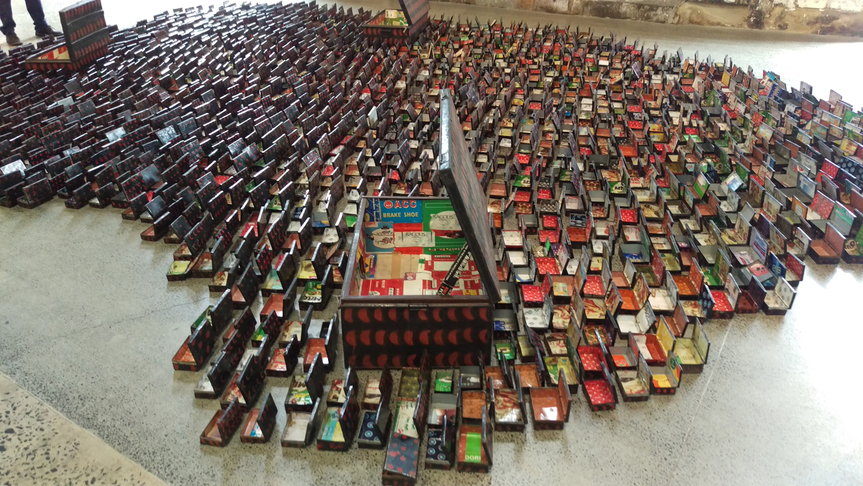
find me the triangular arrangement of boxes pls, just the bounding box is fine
[2,0,862,483]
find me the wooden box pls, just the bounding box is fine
[529,375,572,429]
[456,406,494,473]
[362,0,429,45]
[581,362,618,412]
[425,413,456,470]
[358,400,391,450]
[341,91,499,370]
[240,393,278,443]
[648,353,683,395]
[383,389,428,484]
[613,349,651,402]
[672,319,710,373]
[25,0,115,72]
[489,369,526,432]
[280,399,320,449]
[763,277,796,316]
[317,385,360,451]
[200,398,242,447]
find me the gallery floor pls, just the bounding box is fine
[1,0,863,485]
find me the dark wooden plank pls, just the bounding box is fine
[438,89,501,302]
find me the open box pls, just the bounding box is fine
[543,334,579,393]
[361,0,429,45]
[842,222,863,264]
[221,337,267,410]
[647,270,678,315]
[567,210,593,246]
[630,313,675,366]
[648,353,683,395]
[383,392,428,484]
[362,370,395,445]
[341,91,498,369]
[752,214,788,260]
[317,385,360,451]
[251,310,282,350]
[808,222,844,265]
[194,344,241,401]
[701,247,731,288]
[803,191,838,239]
[610,258,638,289]
[575,326,612,380]
[200,397,242,447]
[303,316,338,372]
[24,0,115,72]
[581,361,618,412]
[277,301,310,349]
[712,262,742,315]
[281,397,321,449]
[600,324,646,393]
[726,228,770,274]
[363,365,393,410]
[327,367,359,407]
[426,391,457,469]
[172,319,216,372]
[340,196,496,368]
[286,353,325,413]
[618,273,650,314]
[489,368,526,432]
[266,336,301,377]
[763,277,796,315]
[358,399,392,450]
[457,406,494,473]
[616,350,652,402]
[240,393,278,443]
[529,373,572,428]
[840,189,863,263]
[672,318,710,372]
[673,260,703,299]
[717,205,753,248]
[769,251,805,287]
[615,302,656,339]
[732,269,768,314]
[460,385,487,426]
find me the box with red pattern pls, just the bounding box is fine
[362,0,429,46]
[581,361,618,412]
[343,92,501,370]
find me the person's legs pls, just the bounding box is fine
[24,0,60,37]
[0,0,16,36]
[24,0,47,30]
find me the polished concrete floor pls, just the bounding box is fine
[0,373,164,485]
[2,1,863,485]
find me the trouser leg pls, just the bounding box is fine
[0,0,16,36]
[25,0,47,30]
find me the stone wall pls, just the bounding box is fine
[444,0,863,35]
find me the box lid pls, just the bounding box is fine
[398,0,429,26]
[439,89,502,302]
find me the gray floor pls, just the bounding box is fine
[0,372,164,486]
[2,1,863,485]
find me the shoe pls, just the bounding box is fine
[35,26,62,38]
[5,32,22,46]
